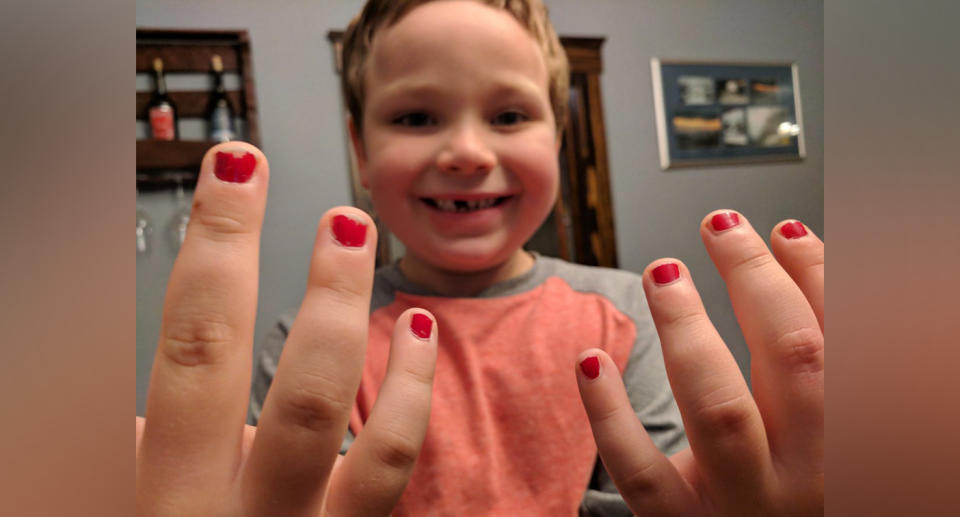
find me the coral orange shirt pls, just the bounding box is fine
[250,255,685,516]
[349,256,685,516]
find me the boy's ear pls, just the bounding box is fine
[347,116,370,188]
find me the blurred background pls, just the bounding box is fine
[135,0,823,416]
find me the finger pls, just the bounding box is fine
[325,309,438,517]
[642,259,772,506]
[700,211,823,466]
[242,207,377,516]
[140,142,268,495]
[770,220,824,332]
[576,349,699,517]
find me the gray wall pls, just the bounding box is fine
[136,0,823,415]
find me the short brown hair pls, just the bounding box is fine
[340,0,569,135]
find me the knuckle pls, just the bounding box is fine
[661,309,708,331]
[161,314,234,367]
[371,428,421,471]
[399,363,435,388]
[615,459,662,502]
[590,400,627,428]
[280,374,353,433]
[190,202,250,241]
[321,280,369,305]
[805,259,824,277]
[770,327,824,375]
[309,274,370,310]
[729,249,775,275]
[692,388,755,439]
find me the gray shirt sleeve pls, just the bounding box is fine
[247,312,290,426]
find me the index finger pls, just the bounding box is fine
[139,143,268,497]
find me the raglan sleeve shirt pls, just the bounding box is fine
[249,255,686,516]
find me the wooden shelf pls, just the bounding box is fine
[136,91,246,119]
[137,28,259,188]
[137,140,218,170]
[136,170,198,192]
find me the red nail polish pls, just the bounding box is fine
[650,264,680,285]
[711,212,740,232]
[652,263,680,285]
[411,313,433,339]
[580,356,600,379]
[780,221,808,239]
[214,151,256,183]
[332,214,367,247]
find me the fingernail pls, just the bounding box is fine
[652,263,680,285]
[711,212,740,232]
[780,221,808,239]
[580,356,600,379]
[214,151,257,183]
[332,214,367,247]
[411,313,433,339]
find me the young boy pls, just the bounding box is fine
[250,1,686,515]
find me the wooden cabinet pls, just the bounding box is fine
[136,29,260,190]
[554,37,618,268]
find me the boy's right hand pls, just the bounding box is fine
[135,142,438,516]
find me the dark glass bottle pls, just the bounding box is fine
[147,57,178,141]
[207,54,237,142]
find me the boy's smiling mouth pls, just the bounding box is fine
[420,196,513,213]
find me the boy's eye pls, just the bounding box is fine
[393,112,436,127]
[491,110,529,126]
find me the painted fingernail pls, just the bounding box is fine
[411,313,433,339]
[652,263,680,285]
[332,214,367,247]
[780,221,808,239]
[214,151,256,183]
[580,356,600,379]
[711,212,740,232]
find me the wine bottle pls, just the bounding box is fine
[147,57,178,141]
[207,54,237,142]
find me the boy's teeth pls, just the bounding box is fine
[432,198,499,212]
[436,199,457,211]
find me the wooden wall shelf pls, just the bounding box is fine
[136,28,259,189]
[135,91,246,120]
[137,140,217,170]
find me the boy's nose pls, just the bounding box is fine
[436,123,496,175]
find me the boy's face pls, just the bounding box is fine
[352,0,560,273]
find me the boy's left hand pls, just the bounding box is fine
[576,210,823,516]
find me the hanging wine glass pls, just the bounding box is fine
[168,177,192,251]
[136,188,153,254]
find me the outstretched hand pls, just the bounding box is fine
[135,143,438,516]
[577,210,823,516]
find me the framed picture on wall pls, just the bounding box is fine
[651,59,806,169]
